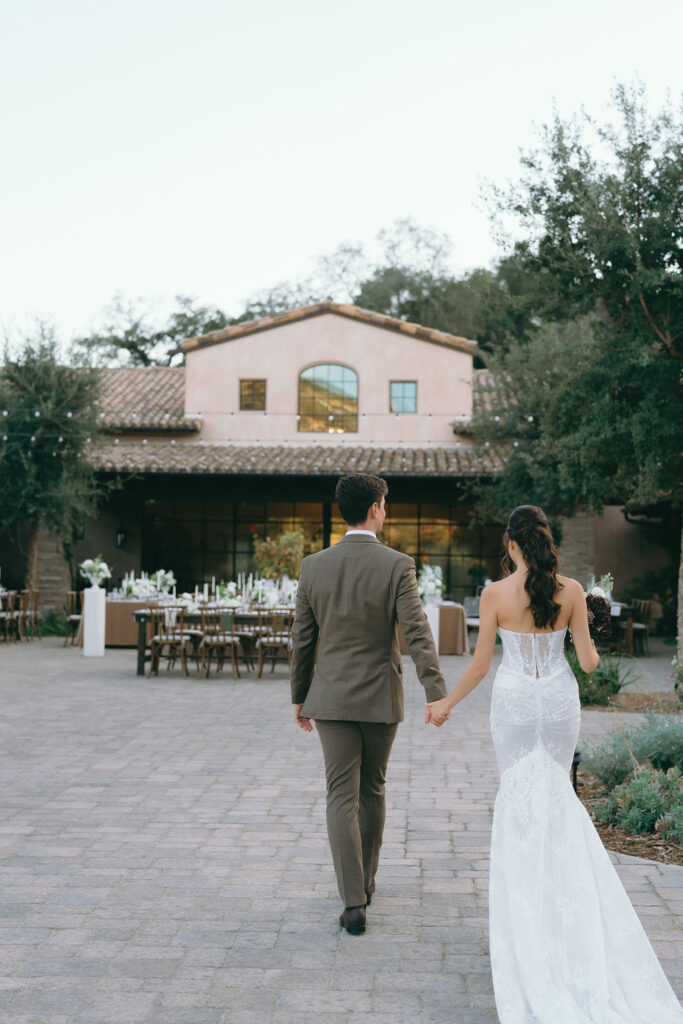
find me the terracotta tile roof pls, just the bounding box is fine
[99,367,200,432]
[88,441,501,477]
[183,302,478,356]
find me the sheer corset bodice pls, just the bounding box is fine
[498,625,568,678]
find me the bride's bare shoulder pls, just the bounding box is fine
[557,575,583,592]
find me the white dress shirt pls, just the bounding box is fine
[345,529,378,539]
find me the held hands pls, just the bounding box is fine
[293,704,314,732]
[425,698,452,727]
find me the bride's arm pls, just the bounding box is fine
[426,587,498,725]
[568,579,600,674]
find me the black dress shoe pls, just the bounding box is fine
[339,905,366,935]
[365,880,376,906]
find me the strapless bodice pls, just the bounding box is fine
[498,626,568,678]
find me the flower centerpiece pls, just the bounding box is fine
[417,564,445,605]
[79,556,111,588]
[154,569,176,593]
[585,572,614,641]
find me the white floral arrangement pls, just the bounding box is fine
[417,564,445,602]
[79,556,112,588]
[130,577,158,599]
[586,572,614,602]
[217,581,239,600]
[154,569,176,591]
[176,592,199,613]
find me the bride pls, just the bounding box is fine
[427,505,683,1024]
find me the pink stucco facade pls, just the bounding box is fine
[184,311,473,446]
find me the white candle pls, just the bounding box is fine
[157,571,161,591]
[194,585,198,600]
[203,583,209,601]
[211,575,215,593]
[172,585,176,598]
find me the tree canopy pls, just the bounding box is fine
[0,326,109,585]
[470,83,683,653]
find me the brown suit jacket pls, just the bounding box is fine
[289,533,447,722]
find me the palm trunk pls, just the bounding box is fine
[26,522,40,590]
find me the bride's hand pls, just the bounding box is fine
[425,698,451,727]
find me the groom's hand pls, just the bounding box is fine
[425,698,451,727]
[293,704,314,732]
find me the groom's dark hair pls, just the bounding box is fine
[335,474,388,526]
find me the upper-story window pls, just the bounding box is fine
[390,380,417,413]
[240,379,266,411]
[298,363,358,433]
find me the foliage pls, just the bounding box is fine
[75,293,233,367]
[583,713,683,790]
[474,84,683,661]
[238,219,538,364]
[655,802,683,845]
[594,767,682,838]
[489,83,683,362]
[668,654,683,702]
[252,529,305,580]
[0,325,109,583]
[565,646,638,706]
[39,609,67,636]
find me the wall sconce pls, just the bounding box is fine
[115,528,127,549]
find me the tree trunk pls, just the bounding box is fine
[678,520,683,665]
[25,521,40,590]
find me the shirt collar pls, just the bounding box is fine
[345,529,378,539]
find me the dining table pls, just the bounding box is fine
[132,607,264,676]
[398,601,469,657]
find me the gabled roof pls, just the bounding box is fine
[89,441,500,477]
[99,367,200,432]
[182,302,477,355]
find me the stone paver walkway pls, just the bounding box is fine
[0,638,681,1024]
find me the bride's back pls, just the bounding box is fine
[489,573,577,634]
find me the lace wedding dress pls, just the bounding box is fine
[489,626,683,1024]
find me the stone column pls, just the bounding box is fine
[557,511,595,586]
[36,528,72,613]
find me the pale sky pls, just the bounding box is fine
[2,0,682,341]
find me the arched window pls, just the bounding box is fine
[298,364,358,433]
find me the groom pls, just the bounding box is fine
[290,473,447,935]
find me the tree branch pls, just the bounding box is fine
[638,293,682,362]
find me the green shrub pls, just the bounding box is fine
[566,646,638,706]
[583,713,683,790]
[594,767,682,837]
[656,804,683,845]
[39,610,67,636]
[633,712,683,773]
[582,732,636,790]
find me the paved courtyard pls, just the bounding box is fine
[0,638,681,1024]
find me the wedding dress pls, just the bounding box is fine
[488,626,683,1024]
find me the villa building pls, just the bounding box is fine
[3,303,674,610]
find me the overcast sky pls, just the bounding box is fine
[1,0,682,340]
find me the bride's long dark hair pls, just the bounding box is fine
[501,505,563,629]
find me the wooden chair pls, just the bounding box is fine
[630,599,653,656]
[254,608,293,678]
[148,606,192,678]
[197,608,241,679]
[0,591,17,643]
[230,610,261,673]
[64,590,82,646]
[464,595,480,653]
[25,590,41,640]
